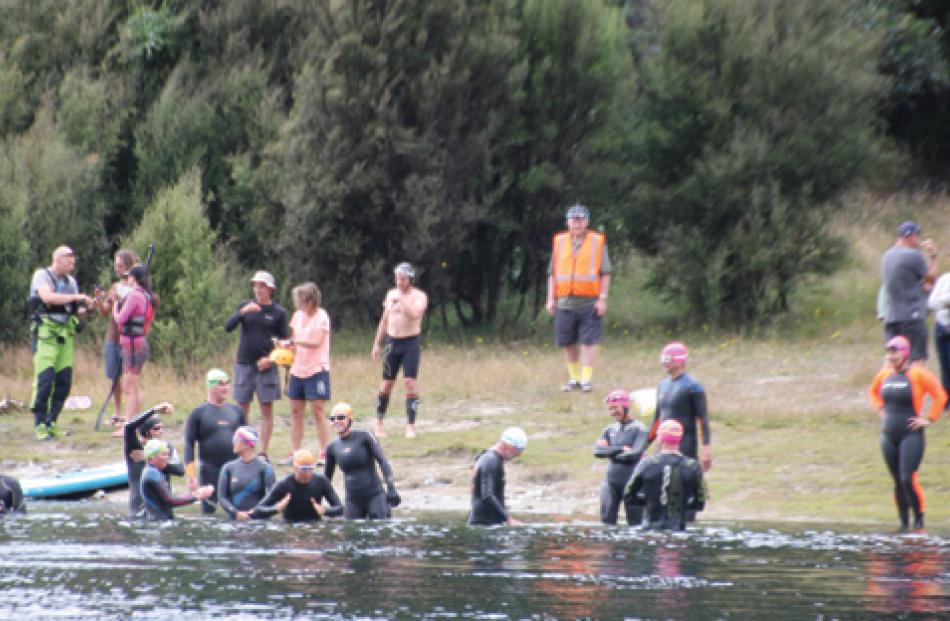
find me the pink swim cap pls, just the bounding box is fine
[660,341,689,365]
[658,420,683,445]
[885,335,910,357]
[604,389,631,408]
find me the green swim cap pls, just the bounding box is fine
[206,368,229,388]
[143,439,168,459]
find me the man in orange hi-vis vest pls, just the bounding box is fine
[545,204,612,393]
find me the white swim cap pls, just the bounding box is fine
[500,427,528,450]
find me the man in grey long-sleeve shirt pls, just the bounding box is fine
[468,427,528,526]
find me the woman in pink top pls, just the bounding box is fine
[112,265,153,428]
[283,282,331,464]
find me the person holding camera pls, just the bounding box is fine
[27,246,94,441]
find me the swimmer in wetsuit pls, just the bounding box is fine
[184,369,247,514]
[0,474,26,515]
[324,403,401,519]
[624,420,706,531]
[218,426,276,520]
[124,402,184,517]
[140,440,214,520]
[595,389,649,525]
[648,341,712,472]
[468,427,528,526]
[869,335,947,531]
[250,449,342,522]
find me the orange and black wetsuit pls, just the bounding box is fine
[649,373,710,460]
[869,366,947,529]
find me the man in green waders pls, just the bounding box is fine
[28,246,94,440]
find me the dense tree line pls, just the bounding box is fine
[0,0,945,356]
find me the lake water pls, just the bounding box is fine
[2,502,949,619]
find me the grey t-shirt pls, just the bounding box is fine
[881,247,928,322]
[549,237,612,311]
[30,268,78,324]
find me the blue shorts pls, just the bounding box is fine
[288,370,330,401]
[104,341,122,381]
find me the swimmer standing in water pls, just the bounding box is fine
[869,335,947,531]
[324,403,401,519]
[250,449,342,522]
[624,420,706,531]
[595,389,649,526]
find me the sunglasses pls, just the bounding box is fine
[329,415,349,422]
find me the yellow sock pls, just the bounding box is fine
[568,362,581,382]
[581,366,593,383]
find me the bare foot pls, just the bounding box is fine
[405,425,417,439]
[375,421,387,438]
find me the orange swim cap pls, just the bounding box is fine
[292,449,316,469]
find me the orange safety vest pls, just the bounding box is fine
[552,231,605,298]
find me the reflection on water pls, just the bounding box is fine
[1,504,950,619]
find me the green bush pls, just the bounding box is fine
[625,0,892,326]
[122,168,240,370]
[4,106,108,283]
[0,146,30,342]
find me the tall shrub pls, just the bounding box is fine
[625,0,891,325]
[123,169,239,370]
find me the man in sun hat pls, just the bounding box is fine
[624,420,706,530]
[545,204,612,393]
[468,427,528,526]
[881,220,939,364]
[224,270,290,457]
[184,369,247,514]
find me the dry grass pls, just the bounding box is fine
[2,190,950,529]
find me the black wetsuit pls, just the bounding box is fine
[468,449,510,526]
[594,418,649,525]
[217,456,276,518]
[252,473,343,522]
[124,409,184,517]
[224,300,290,364]
[652,373,710,460]
[879,370,926,528]
[624,452,706,530]
[184,402,246,514]
[324,430,397,519]
[140,464,197,520]
[0,474,26,515]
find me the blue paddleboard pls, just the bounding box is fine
[21,462,128,499]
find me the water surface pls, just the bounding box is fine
[2,503,949,619]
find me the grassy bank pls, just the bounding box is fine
[1,191,949,528]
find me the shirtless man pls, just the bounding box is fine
[371,262,429,438]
